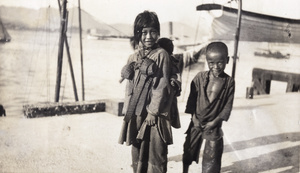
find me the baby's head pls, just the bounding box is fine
[157,37,174,55]
[206,42,229,77]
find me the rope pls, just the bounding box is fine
[23,1,58,104]
[38,8,53,103]
[46,5,51,102]
[193,14,201,49]
[24,8,45,104]
[181,53,191,102]
[23,0,82,105]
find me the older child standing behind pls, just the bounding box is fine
[182,42,235,173]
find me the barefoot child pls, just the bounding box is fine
[182,42,235,173]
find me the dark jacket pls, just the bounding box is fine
[185,71,235,140]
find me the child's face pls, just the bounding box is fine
[206,51,228,77]
[140,27,159,48]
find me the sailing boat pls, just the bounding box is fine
[0,16,11,42]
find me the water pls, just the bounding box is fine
[0,30,132,117]
[1,30,300,117]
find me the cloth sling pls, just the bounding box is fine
[124,74,152,122]
[124,50,155,122]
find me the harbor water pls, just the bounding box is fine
[0,30,300,117]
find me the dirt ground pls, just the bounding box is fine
[0,93,299,173]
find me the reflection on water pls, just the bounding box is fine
[0,30,300,117]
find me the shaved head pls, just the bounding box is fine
[205,42,229,77]
[206,42,228,58]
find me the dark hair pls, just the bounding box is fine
[129,36,137,50]
[133,11,160,44]
[206,42,228,57]
[157,37,174,55]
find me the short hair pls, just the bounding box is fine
[133,11,160,44]
[206,42,228,57]
[157,38,174,55]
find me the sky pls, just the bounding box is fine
[1,0,300,26]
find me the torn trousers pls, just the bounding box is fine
[182,126,224,173]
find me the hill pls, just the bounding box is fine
[0,6,127,36]
[0,6,202,43]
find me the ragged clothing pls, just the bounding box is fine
[183,125,224,172]
[183,71,235,173]
[118,45,179,173]
[185,71,235,140]
[119,45,176,145]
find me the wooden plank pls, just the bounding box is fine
[252,68,300,94]
[23,100,105,118]
[253,68,300,83]
[104,99,124,117]
[252,78,267,95]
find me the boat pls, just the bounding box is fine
[87,34,106,40]
[87,34,130,41]
[196,3,300,43]
[0,15,11,42]
[254,49,290,59]
[87,28,107,40]
[196,2,300,95]
[87,28,130,41]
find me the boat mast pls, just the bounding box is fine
[231,0,242,79]
[78,0,85,101]
[64,12,79,102]
[55,0,79,102]
[54,0,67,102]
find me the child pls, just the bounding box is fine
[157,37,181,95]
[157,37,181,128]
[118,11,178,173]
[182,42,235,173]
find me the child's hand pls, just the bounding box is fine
[203,121,215,131]
[204,117,222,132]
[170,80,176,87]
[145,114,156,126]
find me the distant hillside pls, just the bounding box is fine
[0,6,127,36]
[110,23,133,36]
[0,6,203,43]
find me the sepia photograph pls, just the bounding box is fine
[0,0,299,172]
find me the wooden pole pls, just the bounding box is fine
[64,38,79,101]
[56,0,79,102]
[169,21,173,40]
[57,0,61,12]
[54,0,67,102]
[64,11,79,101]
[78,0,85,101]
[57,0,78,101]
[231,0,242,79]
